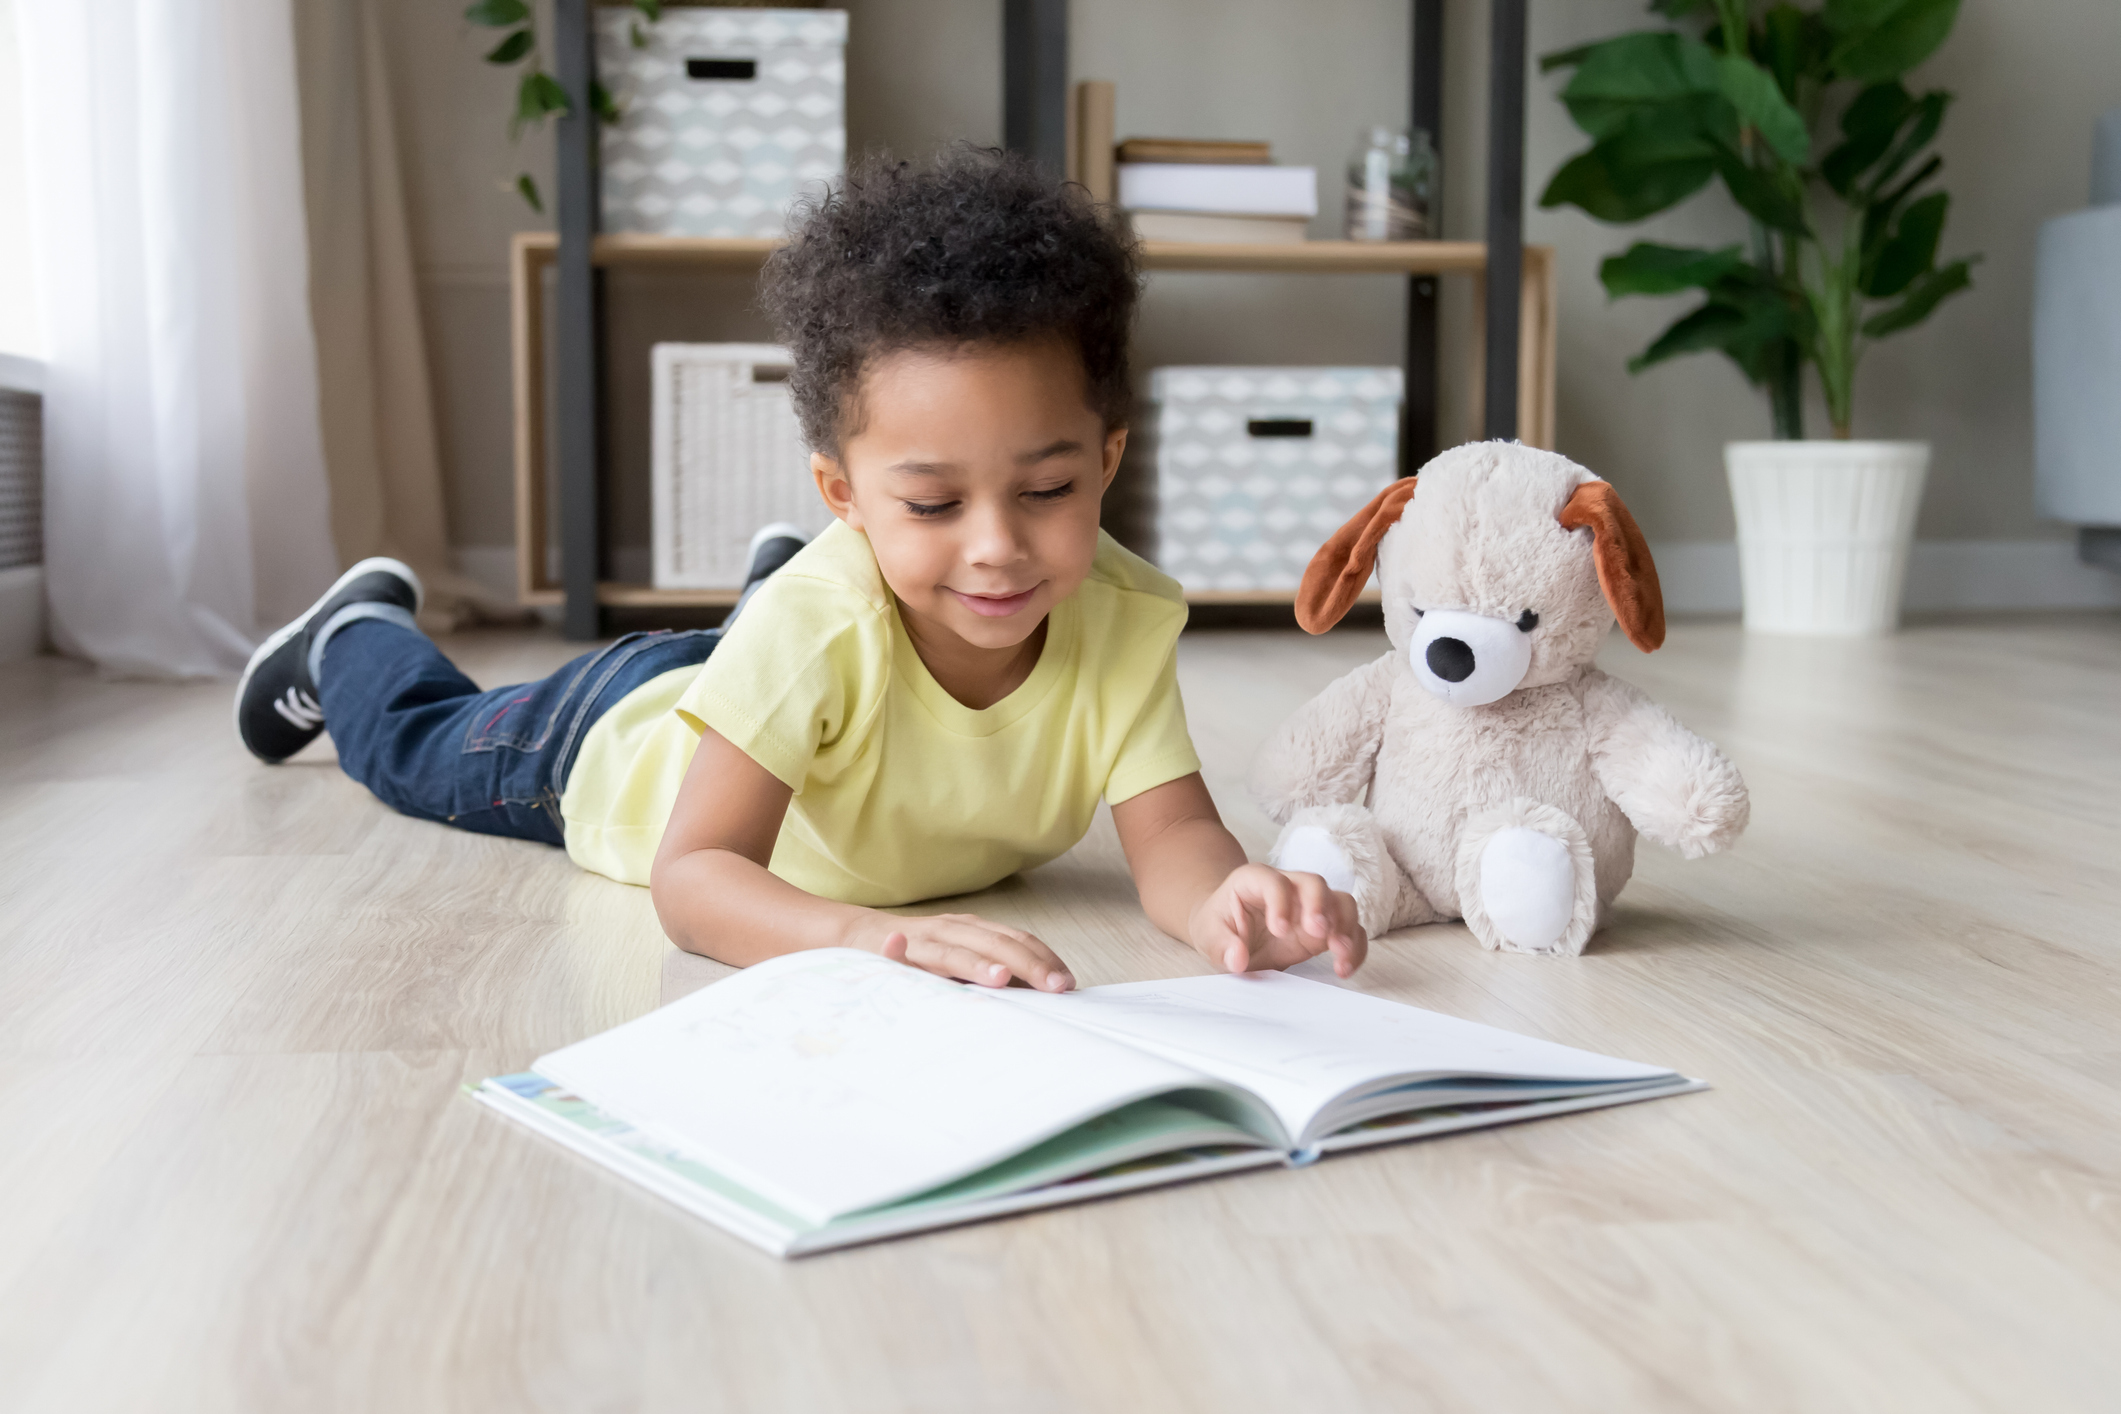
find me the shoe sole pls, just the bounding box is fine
[232,556,426,754]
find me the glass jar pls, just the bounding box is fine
[1344,126,1437,242]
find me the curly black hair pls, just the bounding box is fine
[758,144,1142,457]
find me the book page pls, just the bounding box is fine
[531,949,1227,1225]
[996,971,1677,1146]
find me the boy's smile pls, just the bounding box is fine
[813,339,1126,708]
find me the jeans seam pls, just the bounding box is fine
[546,634,673,796]
[462,632,656,754]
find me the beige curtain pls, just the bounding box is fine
[290,0,523,630]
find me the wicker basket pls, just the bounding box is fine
[651,343,832,589]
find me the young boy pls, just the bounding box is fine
[235,146,1365,990]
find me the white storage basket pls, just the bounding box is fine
[1146,367,1403,591]
[651,343,832,589]
[598,8,847,238]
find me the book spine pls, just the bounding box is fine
[1115,164,1318,217]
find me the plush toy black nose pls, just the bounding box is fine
[1426,637,1476,682]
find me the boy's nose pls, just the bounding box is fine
[962,505,1029,566]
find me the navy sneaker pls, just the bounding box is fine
[234,557,423,763]
[730,522,809,622]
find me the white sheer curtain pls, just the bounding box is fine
[19,0,338,677]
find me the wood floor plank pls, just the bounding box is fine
[0,616,2117,1412]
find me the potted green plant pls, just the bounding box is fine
[1540,0,1977,634]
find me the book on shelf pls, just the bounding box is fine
[470,948,1705,1258]
[1126,211,1311,244]
[1117,162,1318,218]
[1116,137,1272,165]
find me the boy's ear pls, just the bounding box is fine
[1099,427,1127,492]
[812,453,858,527]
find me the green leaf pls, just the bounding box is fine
[1820,81,1911,193]
[1862,190,1947,297]
[632,0,664,19]
[1860,255,1974,338]
[1562,31,1723,106]
[516,173,544,214]
[1599,242,1748,296]
[1822,0,1904,30]
[1630,303,1751,371]
[1650,0,1712,17]
[1539,41,1600,75]
[1713,149,1809,233]
[1870,90,1948,191]
[1761,5,1812,100]
[464,0,529,27]
[1541,129,1719,223]
[1861,152,1942,254]
[1715,52,1809,162]
[483,28,533,64]
[512,70,571,135]
[591,79,622,126]
[1829,0,1961,82]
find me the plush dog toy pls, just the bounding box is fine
[1250,441,1749,956]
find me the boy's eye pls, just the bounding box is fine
[902,500,958,518]
[1026,482,1075,502]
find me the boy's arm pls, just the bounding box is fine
[1111,772,1367,978]
[650,727,1075,991]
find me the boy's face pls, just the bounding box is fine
[812,340,1125,654]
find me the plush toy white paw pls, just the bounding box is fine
[1478,828,1576,952]
[1454,799,1599,955]
[1269,803,1411,940]
[1274,824,1360,896]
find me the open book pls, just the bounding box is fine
[472,949,1703,1257]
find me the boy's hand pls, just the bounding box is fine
[859,912,1076,992]
[1189,864,1367,978]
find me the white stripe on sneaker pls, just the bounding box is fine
[273,688,324,729]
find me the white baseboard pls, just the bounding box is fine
[1652,539,2121,615]
[0,564,47,662]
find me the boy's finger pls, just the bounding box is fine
[909,937,1015,988]
[939,915,1070,976]
[1259,869,1299,941]
[1286,871,1336,937]
[880,931,911,963]
[933,920,1073,991]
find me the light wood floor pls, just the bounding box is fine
[2,615,2118,1413]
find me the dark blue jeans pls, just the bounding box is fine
[318,622,721,845]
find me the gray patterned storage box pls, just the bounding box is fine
[1146,367,1403,592]
[598,8,847,238]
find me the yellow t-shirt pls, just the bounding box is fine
[557,520,1202,905]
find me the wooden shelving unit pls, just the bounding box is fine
[509,234,1556,609]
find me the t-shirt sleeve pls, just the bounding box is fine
[1102,645,1203,805]
[672,574,881,791]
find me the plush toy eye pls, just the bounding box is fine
[1411,606,1425,618]
[1516,609,1539,633]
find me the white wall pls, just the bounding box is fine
[379,0,2121,603]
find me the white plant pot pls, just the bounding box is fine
[1726,440,1930,635]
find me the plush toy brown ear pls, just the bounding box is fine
[1558,480,1665,652]
[1295,477,1419,633]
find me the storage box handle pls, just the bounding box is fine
[1247,418,1314,438]
[687,58,758,81]
[750,364,792,384]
